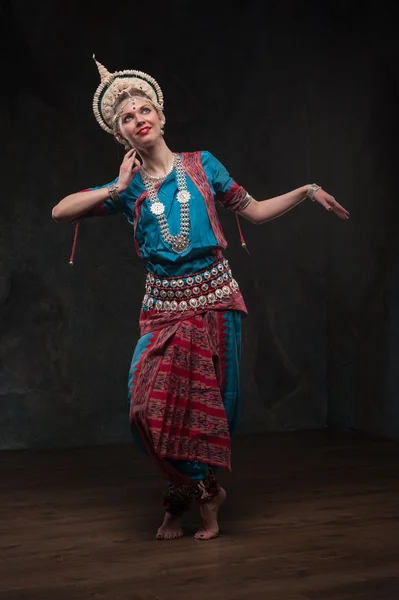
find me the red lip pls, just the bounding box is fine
[138,127,151,136]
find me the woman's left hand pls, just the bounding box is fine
[313,188,350,220]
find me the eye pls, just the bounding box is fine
[122,114,133,123]
[142,107,151,114]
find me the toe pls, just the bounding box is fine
[194,529,219,540]
[194,530,205,539]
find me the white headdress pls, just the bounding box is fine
[92,56,164,134]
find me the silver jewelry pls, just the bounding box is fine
[142,258,240,312]
[140,157,174,182]
[306,184,322,202]
[108,184,120,201]
[141,154,190,254]
[112,95,157,124]
[115,133,132,151]
[92,58,164,135]
[238,193,253,211]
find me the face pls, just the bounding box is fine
[116,97,164,148]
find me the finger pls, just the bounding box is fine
[319,194,350,219]
[332,205,350,219]
[123,150,136,163]
[325,195,349,213]
[316,192,334,210]
[319,200,331,211]
[330,200,350,217]
[127,152,137,162]
[132,158,141,171]
[335,202,350,216]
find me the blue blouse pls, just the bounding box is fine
[88,151,244,278]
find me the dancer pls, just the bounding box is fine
[52,58,349,541]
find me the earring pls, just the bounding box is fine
[160,120,165,136]
[115,134,131,151]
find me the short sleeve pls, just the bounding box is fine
[81,178,127,218]
[202,151,252,212]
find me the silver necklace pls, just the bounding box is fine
[140,157,175,182]
[140,153,191,254]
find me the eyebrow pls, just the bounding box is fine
[120,103,151,118]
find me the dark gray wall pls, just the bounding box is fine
[1,0,398,450]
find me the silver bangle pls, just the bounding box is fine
[108,184,120,201]
[306,183,321,202]
[237,193,253,211]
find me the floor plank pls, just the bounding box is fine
[0,431,398,600]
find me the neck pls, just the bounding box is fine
[139,138,174,177]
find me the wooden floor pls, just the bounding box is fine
[1,430,399,600]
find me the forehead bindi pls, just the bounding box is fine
[120,99,149,117]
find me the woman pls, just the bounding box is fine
[52,58,349,541]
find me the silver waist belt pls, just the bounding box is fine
[142,258,240,313]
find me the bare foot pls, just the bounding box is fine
[194,487,226,540]
[156,511,184,540]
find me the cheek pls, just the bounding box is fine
[148,114,159,127]
[120,122,136,139]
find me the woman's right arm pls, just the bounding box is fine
[52,149,140,223]
[52,187,114,222]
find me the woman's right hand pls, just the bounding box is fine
[117,149,141,192]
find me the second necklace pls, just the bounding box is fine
[141,153,191,254]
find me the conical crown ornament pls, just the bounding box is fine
[93,55,111,83]
[92,56,164,134]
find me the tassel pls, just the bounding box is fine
[235,213,250,255]
[69,221,80,265]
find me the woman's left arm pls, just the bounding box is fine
[240,185,350,224]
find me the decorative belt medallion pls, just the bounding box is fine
[143,258,240,312]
